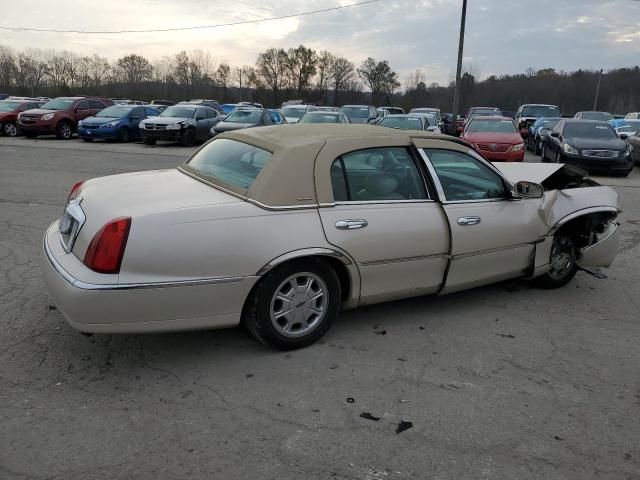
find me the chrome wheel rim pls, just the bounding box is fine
[4,123,17,136]
[269,272,328,338]
[61,124,71,139]
[548,237,575,280]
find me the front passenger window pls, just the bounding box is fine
[331,147,427,202]
[424,149,507,201]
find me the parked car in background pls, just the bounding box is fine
[375,108,389,119]
[501,110,516,119]
[409,107,442,124]
[526,117,562,154]
[150,100,174,107]
[282,104,317,123]
[625,129,640,164]
[140,105,220,146]
[461,116,525,162]
[614,122,640,137]
[78,105,160,143]
[459,107,502,134]
[542,119,633,176]
[179,100,224,115]
[111,98,130,105]
[42,125,621,349]
[221,104,238,114]
[152,105,168,113]
[379,106,405,115]
[0,94,9,100]
[210,108,275,136]
[339,105,378,124]
[624,112,640,120]
[574,111,614,121]
[238,101,264,109]
[299,111,351,124]
[515,104,561,138]
[406,113,441,133]
[377,114,430,131]
[17,97,114,140]
[268,109,286,125]
[0,98,45,137]
[315,106,339,112]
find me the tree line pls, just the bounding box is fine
[0,44,638,114]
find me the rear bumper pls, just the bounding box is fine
[41,222,257,333]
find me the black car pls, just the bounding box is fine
[541,119,633,176]
[210,108,276,137]
[139,105,221,146]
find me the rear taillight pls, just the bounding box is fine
[67,181,85,202]
[83,217,131,274]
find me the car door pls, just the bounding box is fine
[316,141,450,305]
[194,108,209,140]
[415,143,547,293]
[546,120,565,160]
[129,107,145,137]
[74,100,91,121]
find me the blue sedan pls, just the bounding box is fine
[78,105,160,142]
[526,117,561,154]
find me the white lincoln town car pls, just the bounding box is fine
[42,125,620,349]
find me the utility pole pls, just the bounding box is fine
[451,0,468,134]
[593,68,603,110]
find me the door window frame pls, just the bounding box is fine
[418,147,514,204]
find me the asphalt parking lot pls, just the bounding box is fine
[1,136,640,480]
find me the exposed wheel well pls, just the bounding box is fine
[555,212,617,249]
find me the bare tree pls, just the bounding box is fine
[286,45,317,96]
[115,54,153,84]
[329,57,355,106]
[357,57,401,104]
[217,63,231,89]
[256,48,289,105]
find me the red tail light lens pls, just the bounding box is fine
[83,217,131,274]
[67,181,85,202]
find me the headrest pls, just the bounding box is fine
[365,174,399,196]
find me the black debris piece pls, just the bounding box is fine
[397,357,407,362]
[374,330,387,335]
[311,409,320,413]
[329,365,338,370]
[419,326,425,330]
[396,421,413,434]
[47,305,57,310]
[554,435,564,441]
[359,412,381,421]
[245,373,254,378]
[346,397,355,404]
[496,333,515,339]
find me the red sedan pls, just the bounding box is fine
[460,116,525,162]
[0,98,44,137]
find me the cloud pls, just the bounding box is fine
[0,0,638,85]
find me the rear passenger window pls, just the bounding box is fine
[89,100,105,110]
[206,109,217,119]
[331,147,427,202]
[76,100,89,110]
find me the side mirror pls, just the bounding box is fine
[550,132,559,138]
[515,181,543,199]
[619,133,628,140]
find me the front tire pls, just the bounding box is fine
[56,121,73,140]
[117,127,130,143]
[3,122,18,137]
[243,260,341,350]
[535,233,578,289]
[180,128,196,147]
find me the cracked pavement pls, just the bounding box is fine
[1,137,640,479]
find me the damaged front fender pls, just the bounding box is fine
[576,221,620,268]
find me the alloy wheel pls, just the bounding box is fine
[269,272,328,338]
[4,123,18,137]
[548,236,576,281]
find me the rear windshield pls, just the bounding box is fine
[380,116,423,130]
[282,107,306,119]
[186,139,272,191]
[565,123,616,139]
[41,98,75,110]
[580,112,613,121]
[96,106,133,117]
[160,106,197,118]
[0,101,21,111]
[340,107,370,118]
[225,110,262,123]
[470,108,502,116]
[521,105,560,117]
[299,113,340,123]
[466,119,517,133]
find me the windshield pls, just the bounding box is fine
[467,119,517,133]
[380,117,423,130]
[96,106,133,118]
[522,105,560,117]
[159,106,197,118]
[470,108,502,116]
[0,101,21,112]
[282,107,306,119]
[186,139,272,191]
[581,112,613,121]
[340,107,370,118]
[299,113,340,123]
[225,110,263,123]
[41,98,74,111]
[565,122,616,139]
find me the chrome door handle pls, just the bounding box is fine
[335,219,368,230]
[457,216,481,226]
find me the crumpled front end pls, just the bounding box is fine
[577,220,620,268]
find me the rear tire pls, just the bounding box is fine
[534,137,542,155]
[180,128,196,147]
[3,122,18,137]
[56,121,73,140]
[243,260,341,350]
[535,233,578,289]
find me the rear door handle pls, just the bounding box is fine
[335,219,368,230]
[457,216,481,226]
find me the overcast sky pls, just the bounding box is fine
[1,0,639,85]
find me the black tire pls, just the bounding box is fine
[180,128,196,147]
[143,137,156,145]
[554,150,561,163]
[535,233,578,289]
[56,121,73,140]
[243,259,341,350]
[82,138,93,142]
[24,132,37,139]
[3,122,19,137]
[117,127,130,143]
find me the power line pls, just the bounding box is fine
[0,0,381,34]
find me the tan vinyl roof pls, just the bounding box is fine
[193,124,459,208]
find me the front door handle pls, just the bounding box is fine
[335,219,368,230]
[457,216,481,226]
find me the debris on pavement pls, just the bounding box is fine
[359,412,381,421]
[396,421,413,434]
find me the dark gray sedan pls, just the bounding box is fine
[210,108,276,137]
